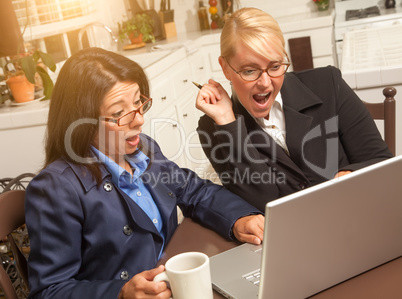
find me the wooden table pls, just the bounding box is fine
[158,218,402,299]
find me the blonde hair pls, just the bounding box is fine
[221,7,288,62]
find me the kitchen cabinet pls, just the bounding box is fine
[0,101,49,178]
[148,106,188,168]
[171,61,193,99]
[143,49,188,167]
[0,125,47,177]
[139,45,219,181]
[177,92,212,176]
[146,73,175,119]
[175,90,220,183]
[188,49,208,84]
[200,44,231,92]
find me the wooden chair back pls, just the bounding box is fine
[288,36,314,71]
[363,87,397,156]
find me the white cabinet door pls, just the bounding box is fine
[177,93,220,182]
[148,106,187,168]
[170,59,193,99]
[148,75,175,117]
[201,44,231,92]
[178,92,204,166]
[0,125,46,178]
[188,50,208,84]
[202,44,221,73]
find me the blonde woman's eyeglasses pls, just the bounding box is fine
[224,57,290,81]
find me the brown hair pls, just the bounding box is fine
[44,47,149,182]
[221,7,288,62]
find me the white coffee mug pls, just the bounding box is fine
[153,251,213,299]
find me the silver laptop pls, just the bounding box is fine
[210,155,402,299]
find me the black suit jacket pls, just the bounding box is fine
[198,66,392,211]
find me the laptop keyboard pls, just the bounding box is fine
[243,269,261,286]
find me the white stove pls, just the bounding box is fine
[334,0,402,65]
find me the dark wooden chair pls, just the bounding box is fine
[0,189,29,299]
[363,87,397,156]
[288,36,314,71]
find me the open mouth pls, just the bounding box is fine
[253,92,271,105]
[126,135,138,141]
[125,134,140,146]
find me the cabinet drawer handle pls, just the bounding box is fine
[183,113,188,117]
[161,96,167,100]
[183,79,188,83]
[172,124,177,128]
[199,67,204,70]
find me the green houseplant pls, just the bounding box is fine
[3,0,56,103]
[5,50,56,103]
[117,13,155,44]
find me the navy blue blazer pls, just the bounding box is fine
[198,66,393,211]
[25,134,260,298]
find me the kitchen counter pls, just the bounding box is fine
[340,23,402,156]
[276,9,334,33]
[341,23,402,89]
[0,99,50,130]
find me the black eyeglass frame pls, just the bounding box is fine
[100,94,152,126]
[223,57,291,82]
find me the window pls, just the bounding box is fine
[12,0,98,63]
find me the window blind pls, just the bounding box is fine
[12,0,95,27]
[11,0,98,63]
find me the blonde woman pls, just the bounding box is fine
[196,7,392,211]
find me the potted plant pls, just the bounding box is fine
[117,13,155,45]
[2,0,56,104]
[5,49,56,103]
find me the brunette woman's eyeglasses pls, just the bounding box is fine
[224,57,290,81]
[100,94,152,126]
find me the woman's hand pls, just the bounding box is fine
[333,170,352,179]
[118,265,171,299]
[195,79,236,125]
[232,214,265,245]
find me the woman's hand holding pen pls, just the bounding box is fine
[194,79,236,126]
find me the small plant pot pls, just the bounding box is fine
[6,74,35,103]
[129,32,143,45]
[315,0,329,11]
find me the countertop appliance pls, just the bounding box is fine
[334,0,402,65]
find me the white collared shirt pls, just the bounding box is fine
[253,92,289,154]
